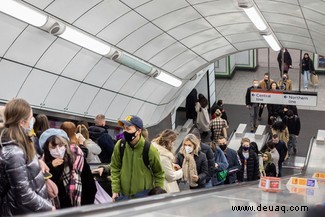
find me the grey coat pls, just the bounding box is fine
[0,140,52,216]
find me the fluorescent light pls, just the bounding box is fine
[243,7,267,31]
[263,34,281,51]
[59,26,111,55]
[154,71,182,87]
[0,0,47,27]
[113,52,153,74]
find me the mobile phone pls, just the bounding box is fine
[43,171,53,180]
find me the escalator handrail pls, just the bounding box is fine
[302,136,315,174]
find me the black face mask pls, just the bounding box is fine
[219,144,227,151]
[264,79,268,82]
[242,146,249,151]
[268,144,275,149]
[123,131,137,143]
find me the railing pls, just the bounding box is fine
[302,136,315,174]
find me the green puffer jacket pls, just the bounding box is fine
[110,137,164,196]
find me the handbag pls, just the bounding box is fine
[311,72,319,86]
[283,63,289,71]
[211,169,228,186]
[94,180,112,204]
[178,180,190,191]
[45,178,60,208]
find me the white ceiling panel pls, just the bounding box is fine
[105,94,131,120]
[226,32,263,44]
[181,29,221,48]
[117,23,163,53]
[74,1,130,34]
[146,83,174,104]
[153,7,201,31]
[149,43,187,67]
[202,45,237,61]
[136,103,157,127]
[281,42,314,54]
[102,65,135,91]
[0,60,30,100]
[45,0,102,24]
[87,89,116,117]
[0,13,26,57]
[192,37,230,54]
[17,69,57,107]
[43,77,79,110]
[22,0,53,9]
[264,13,305,28]
[276,33,313,46]
[149,105,165,126]
[5,26,55,66]
[306,20,325,35]
[193,0,240,16]
[133,78,163,101]
[61,49,101,81]
[97,11,147,45]
[134,33,176,61]
[120,98,144,118]
[302,1,325,16]
[84,58,120,87]
[233,40,268,51]
[161,50,198,72]
[173,57,207,78]
[120,0,151,8]
[119,73,148,97]
[67,84,99,115]
[136,0,187,21]
[206,12,247,28]
[36,38,80,74]
[270,23,309,38]
[259,1,301,17]
[217,23,256,36]
[167,18,211,41]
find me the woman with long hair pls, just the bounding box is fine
[33,114,50,156]
[175,134,208,189]
[0,98,53,216]
[40,128,96,208]
[152,129,182,193]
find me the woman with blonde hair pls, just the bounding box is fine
[175,134,208,189]
[152,129,182,193]
[0,98,53,216]
[76,124,101,163]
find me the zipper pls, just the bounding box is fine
[128,148,134,196]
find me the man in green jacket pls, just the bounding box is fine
[111,115,164,201]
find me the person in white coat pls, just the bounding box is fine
[152,129,183,193]
[195,94,210,135]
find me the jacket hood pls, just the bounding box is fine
[88,126,107,140]
[152,141,174,160]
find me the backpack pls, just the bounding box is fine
[119,139,152,173]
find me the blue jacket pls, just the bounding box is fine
[224,147,241,184]
[214,146,229,171]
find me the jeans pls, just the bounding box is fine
[288,134,297,155]
[303,70,310,88]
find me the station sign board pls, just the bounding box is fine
[250,90,317,106]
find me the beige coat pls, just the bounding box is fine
[153,142,183,193]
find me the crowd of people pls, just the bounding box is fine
[0,93,300,216]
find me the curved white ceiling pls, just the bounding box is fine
[0,0,324,126]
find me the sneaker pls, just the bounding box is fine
[293,148,297,155]
[250,128,254,133]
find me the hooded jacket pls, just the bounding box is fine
[0,140,52,216]
[88,125,115,163]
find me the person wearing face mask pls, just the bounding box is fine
[110,115,164,201]
[284,110,300,155]
[152,129,183,193]
[0,99,54,216]
[175,134,208,189]
[246,79,260,132]
[217,136,241,184]
[258,73,273,121]
[40,129,97,208]
[301,53,315,90]
[277,48,292,74]
[278,74,292,91]
[237,138,259,182]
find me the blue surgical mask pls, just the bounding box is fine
[242,146,249,151]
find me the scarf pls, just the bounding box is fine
[63,144,84,206]
[181,153,198,187]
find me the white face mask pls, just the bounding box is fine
[184,146,193,154]
[49,146,66,159]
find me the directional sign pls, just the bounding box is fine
[251,89,317,106]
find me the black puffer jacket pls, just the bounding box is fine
[237,148,259,182]
[176,151,208,188]
[0,140,52,216]
[88,126,115,163]
[200,142,215,182]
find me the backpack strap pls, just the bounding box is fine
[119,139,126,165]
